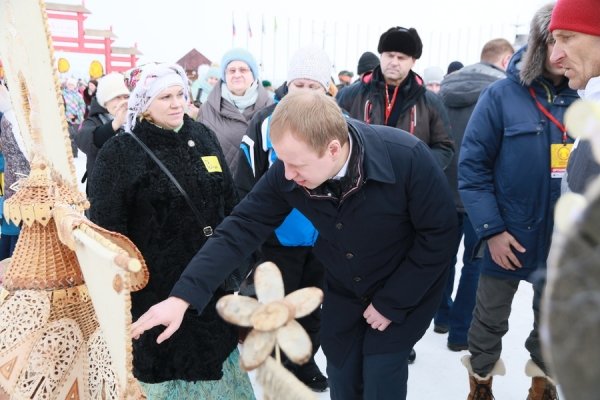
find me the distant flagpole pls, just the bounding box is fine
[231,12,236,47]
[333,21,337,71]
[260,15,265,74]
[246,14,253,49]
[345,22,350,71]
[273,16,278,82]
[288,17,292,68]
[297,17,301,49]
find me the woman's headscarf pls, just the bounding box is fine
[125,63,189,132]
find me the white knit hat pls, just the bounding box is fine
[286,46,332,90]
[96,72,130,108]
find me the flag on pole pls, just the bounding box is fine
[262,15,266,34]
[247,15,253,38]
[232,13,236,36]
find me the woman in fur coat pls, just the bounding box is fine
[89,63,255,399]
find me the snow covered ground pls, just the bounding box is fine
[250,262,538,400]
[74,153,556,399]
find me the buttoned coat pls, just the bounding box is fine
[459,47,579,280]
[172,119,458,368]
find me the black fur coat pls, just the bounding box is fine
[89,116,239,383]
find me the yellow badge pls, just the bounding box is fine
[201,156,222,173]
[550,143,573,178]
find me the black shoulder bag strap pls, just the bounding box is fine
[127,131,213,238]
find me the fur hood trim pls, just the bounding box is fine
[520,3,554,85]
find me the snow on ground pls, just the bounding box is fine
[250,263,537,400]
[74,154,554,399]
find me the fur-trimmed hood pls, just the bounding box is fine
[520,3,554,85]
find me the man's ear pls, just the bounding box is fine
[328,140,342,158]
[502,53,513,70]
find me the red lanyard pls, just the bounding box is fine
[384,84,400,125]
[528,87,567,144]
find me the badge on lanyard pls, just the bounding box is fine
[550,143,573,178]
[528,88,572,179]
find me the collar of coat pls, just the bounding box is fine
[278,118,398,195]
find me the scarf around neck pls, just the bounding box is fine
[220,80,259,113]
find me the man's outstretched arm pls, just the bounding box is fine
[131,296,190,343]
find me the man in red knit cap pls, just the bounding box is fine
[549,0,600,194]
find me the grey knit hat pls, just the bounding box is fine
[520,3,554,85]
[287,46,332,90]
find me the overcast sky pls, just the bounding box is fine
[51,0,549,83]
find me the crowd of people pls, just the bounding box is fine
[1,0,599,398]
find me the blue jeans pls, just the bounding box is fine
[434,213,481,345]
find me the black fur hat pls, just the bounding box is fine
[377,27,423,59]
[520,3,554,85]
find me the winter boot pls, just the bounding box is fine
[462,355,506,400]
[525,359,559,400]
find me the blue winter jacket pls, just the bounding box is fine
[458,47,579,281]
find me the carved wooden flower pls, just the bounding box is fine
[216,261,323,371]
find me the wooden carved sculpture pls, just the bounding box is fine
[217,262,323,400]
[0,0,149,398]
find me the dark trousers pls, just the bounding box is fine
[68,122,79,157]
[469,274,547,375]
[0,234,18,260]
[434,213,482,345]
[327,337,410,400]
[259,244,324,358]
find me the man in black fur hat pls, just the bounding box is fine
[337,26,454,173]
[337,25,455,364]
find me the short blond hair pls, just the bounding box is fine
[480,38,514,64]
[270,92,348,156]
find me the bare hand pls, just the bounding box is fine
[186,102,200,120]
[131,297,189,344]
[363,303,391,331]
[111,99,128,130]
[487,231,526,271]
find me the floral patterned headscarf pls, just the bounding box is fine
[125,63,189,132]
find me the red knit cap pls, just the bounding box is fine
[549,0,600,36]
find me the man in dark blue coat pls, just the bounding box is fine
[458,4,578,399]
[132,91,458,400]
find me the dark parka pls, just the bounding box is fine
[171,119,458,368]
[458,47,579,280]
[336,66,454,170]
[440,62,508,212]
[89,116,239,383]
[76,97,122,190]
